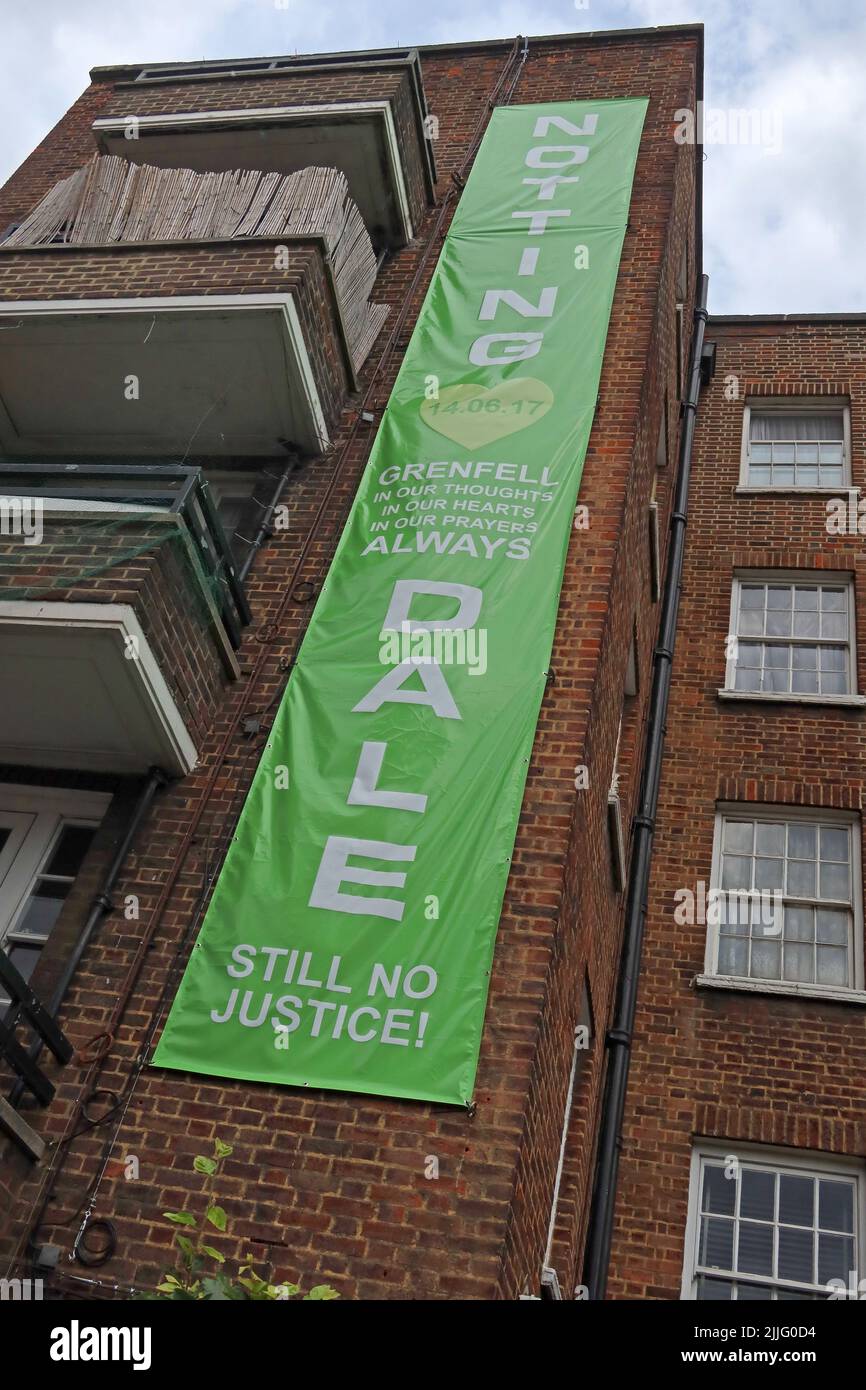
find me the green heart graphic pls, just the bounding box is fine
[420,377,554,448]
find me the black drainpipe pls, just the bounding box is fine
[9,766,166,1108]
[237,454,300,585]
[584,274,710,1299]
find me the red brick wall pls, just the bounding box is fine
[609,319,866,1299]
[0,29,700,1299]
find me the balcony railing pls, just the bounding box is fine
[0,462,251,648]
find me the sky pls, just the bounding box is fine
[1,0,864,314]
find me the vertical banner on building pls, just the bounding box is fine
[153,98,647,1104]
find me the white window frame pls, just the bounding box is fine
[738,398,851,492]
[0,785,110,987]
[699,803,865,1003]
[720,570,865,707]
[682,1141,865,1301]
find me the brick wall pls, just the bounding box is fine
[0,28,701,1299]
[609,319,866,1299]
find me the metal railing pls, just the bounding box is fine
[0,462,251,647]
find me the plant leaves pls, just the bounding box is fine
[206,1204,227,1232]
[201,1245,226,1263]
[163,1211,196,1226]
[214,1140,233,1158]
[193,1156,217,1175]
[304,1285,340,1300]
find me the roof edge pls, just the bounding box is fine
[88,24,705,81]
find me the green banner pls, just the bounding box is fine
[153,98,647,1104]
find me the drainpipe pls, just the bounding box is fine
[237,455,299,585]
[584,275,710,1299]
[9,766,166,1108]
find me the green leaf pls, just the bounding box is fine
[175,1234,196,1261]
[205,1204,227,1232]
[201,1276,232,1300]
[193,1156,217,1175]
[304,1285,340,1300]
[163,1211,196,1226]
[200,1245,226,1264]
[214,1140,233,1158]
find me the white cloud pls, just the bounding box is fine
[1,0,863,312]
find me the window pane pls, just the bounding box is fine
[754,857,784,891]
[697,1276,734,1300]
[701,1217,735,1271]
[755,823,784,856]
[820,827,849,862]
[722,855,752,890]
[787,859,816,898]
[816,947,849,987]
[738,1222,774,1276]
[718,937,749,976]
[750,939,781,980]
[783,942,813,982]
[735,667,761,692]
[740,586,765,610]
[738,610,763,637]
[816,909,848,946]
[821,588,847,612]
[778,1227,814,1284]
[737,1282,774,1300]
[6,942,41,983]
[791,669,819,694]
[767,587,792,610]
[766,610,792,637]
[819,1181,854,1234]
[784,907,814,941]
[723,821,754,854]
[791,645,818,669]
[779,1175,814,1227]
[44,824,95,878]
[797,445,819,465]
[749,466,772,486]
[792,610,819,638]
[820,613,847,641]
[819,861,849,901]
[741,1168,775,1221]
[703,1164,736,1216]
[818,1233,854,1286]
[788,824,816,859]
[13,880,69,938]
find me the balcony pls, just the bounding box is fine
[0,291,333,457]
[0,463,250,775]
[90,48,436,250]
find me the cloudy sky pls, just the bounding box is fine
[1,0,863,314]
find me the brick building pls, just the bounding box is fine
[3,23,849,1306]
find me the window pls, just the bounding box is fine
[740,402,849,489]
[201,467,269,570]
[706,807,862,994]
[656,399,668,468]
[725,575,857,700]
[648,487,661,603]
[0,786,109,1007]
[683,1145,863,1300]
[608,719,626,891]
